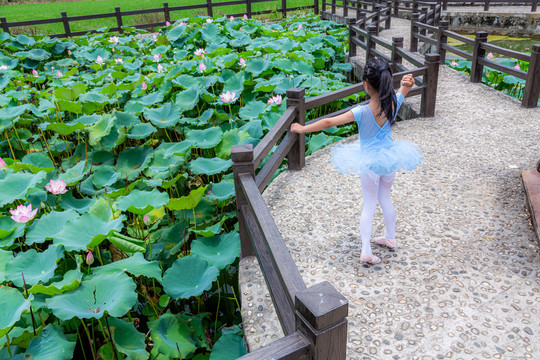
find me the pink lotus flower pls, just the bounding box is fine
[114,58,124,64]
[244,14,248,19]
[157,64,163,73]
[86,251,94,265]
[486,52,493,59]
[152,34,157,41]
[220,91,238,103]
[153,54,161,63]
[230,16,234,21]
[298,24,302,29]
[109,36,119,43]
[96,56,105,65]
[0,157,6,170]
[238,58,246,68]
[56,70,62,77]
[206,18,213,24]
[68,49,72,55]
[194,48,205,57]
[10,204,38,223]
[0,65,8,71]
[268,94,282,105]
[450,60,458,66]
[32,69,38,77]
[142,81,147,90]
[514,63,521,70]
[178,21,187,26]
[199,62,206,72]
[45,179,67,195]
[143,214,151,226]
[166,21,170,26]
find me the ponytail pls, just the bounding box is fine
[362,58,397,126]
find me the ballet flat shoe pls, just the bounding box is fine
[360,253,381,264]
[374,237,396,249]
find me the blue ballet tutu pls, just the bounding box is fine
[331,139,422,176]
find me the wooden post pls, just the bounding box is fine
[60,12,71,38]
[421,53,440,117]
[484,0,489,11]
[356,0,362,20]
[232,144,255,258]
[470,30,488,83]
[344,0,349,16]
[443,0,447,11]
[0,17,9,34]
[366,25,377,61]
[393,0,399,17]
[163,3,170,23]
[246,0,252,18]
[385,1,392,29]
[437,20,449,63]
[115,7,124,34]
[532,0,537,12]
[286,88,306,171]
[412,0,418,13]
[392,36,404,71]
[283,0,288,18]
[522,44,540,108]
[374,5,380,35]
[206,0,213,17]
[323,0,327,12]
[295,281,348,360]
[314,0,319,15]
[410,12,419,52]
[331,0,336,14]
[358,12,366,42]
[347,17,357,58]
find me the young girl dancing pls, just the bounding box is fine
[290,58,421,264]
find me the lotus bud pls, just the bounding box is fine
[143,214,151,226]
[230,16,234,21]
[68,49,72,55]
[206,18,213,24]
[244,14,248,19]
[0,157,6,170]
[166,21,170,26]
[142,81,147,90]
[157,64,163,73]
[86,251,94,265]
[199,62,206,72]
[514,63,521,70]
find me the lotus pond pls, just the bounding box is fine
[0,14,358,359]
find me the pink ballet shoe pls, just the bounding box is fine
[360,253,381,265]
[374,237,396,249]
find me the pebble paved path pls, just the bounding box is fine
[239,18,540,359]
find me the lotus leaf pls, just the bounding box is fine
[163,255,218,299]
[307,133,335,155]
[106,317,149,360]
[54,84,88,101]
[0,171,46,207]
[0,249,13,283]
[26,48,52,61]
[0,216,17,239]
[29,266,83,296]
[188,157,232,175]
[15,34,35,46]
[88,197,115,222]
[0,225,25,249]
[222,73,245,95]
[144,103,181,128]
[115,111,139,127]
[57,160,86,186]
[128,122,157,140]
[166,24,187,42]
[238,100,267,121]
[26,210,79,245]
[167,186,207,211]
[191,232,240,270]
[46,271,137,320]
[207,181,235,202]
[133,91,164,106]
[58,192,96,214]
[0,287,32,332]
[175,86,200,113]
[91,252,162,281]
[0,104,29,121]
[201,23,221,42]
[5,245,64,287]
[245,58,270,77]
[209,334,246,360]
[216,128,251,159]
[56,100,82,114]
[186,127,223,149]
[163,140,194,158]
[9,325,75,360]
[148,312,197,358]
[88,114,114,146]
[46,121,86,136]
[116,146,153,181]
[117,189,169,215]
[91,165,120,188]
[53,213,125,251]
[192,217,227,237]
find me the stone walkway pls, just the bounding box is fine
[239,18,540,360]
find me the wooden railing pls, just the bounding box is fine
[321,0,394,34]
[0,0,318,38]
[411,17,540,107]
[440,0,538,12]
[233,30,440,358]
[393,0,442,25]
[348,18,441,116]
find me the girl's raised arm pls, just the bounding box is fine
[290,110,355,134]
[397,73,415,98]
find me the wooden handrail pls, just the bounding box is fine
[239,331,310,360]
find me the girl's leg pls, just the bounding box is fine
[377,172,396,240]
[360,170,380,257]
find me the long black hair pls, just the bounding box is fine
[362,57,397,126]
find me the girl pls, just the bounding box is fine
[290,58,421,264]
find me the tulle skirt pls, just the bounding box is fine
[331,140,422,176]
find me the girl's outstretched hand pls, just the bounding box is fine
[290,123,305,133]
[401,74,415,88]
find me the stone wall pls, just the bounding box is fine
[442,11,540,37]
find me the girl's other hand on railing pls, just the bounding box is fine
[290,123,305,134]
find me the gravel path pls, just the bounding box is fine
[240,18,540,359]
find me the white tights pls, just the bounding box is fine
[360,170,396,256]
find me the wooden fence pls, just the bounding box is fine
[233,34,440,358]
[411,16,540,107]
[321,0,394,33]
[0,0,318,38]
